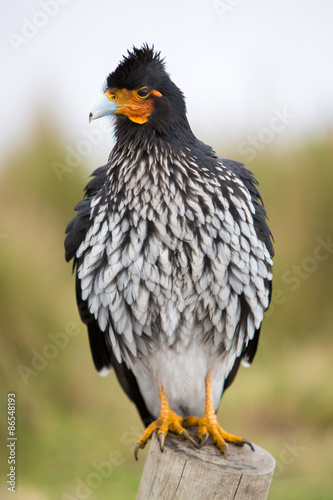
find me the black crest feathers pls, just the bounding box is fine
[105,44,166,91]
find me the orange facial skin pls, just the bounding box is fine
[105,88,162,124]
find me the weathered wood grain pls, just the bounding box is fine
[137,431,275,500]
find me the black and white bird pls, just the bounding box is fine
[65,45,274,459]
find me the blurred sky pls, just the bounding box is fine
[1,0,333,166]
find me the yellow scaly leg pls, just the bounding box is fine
[134,380,198,460]
[183,371,254,458]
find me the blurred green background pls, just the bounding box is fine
[0,118,333,499]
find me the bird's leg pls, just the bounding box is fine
[183,371,254,458]
[134,380,198,460]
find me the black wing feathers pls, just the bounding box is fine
[64,165,108,264]
[220,158,274,258]
[75,273,113,373]
[65,164,114,372]
[65,164,151,423]
[218,158,273,388]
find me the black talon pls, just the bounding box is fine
[134,443,141,461]
[182,429,200,448]
[198,433,209,448]
[158,432,165,452]
[242,438,255,452]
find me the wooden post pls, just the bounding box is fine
[137,431,275,500]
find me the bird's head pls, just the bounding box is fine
[89,45,193,141]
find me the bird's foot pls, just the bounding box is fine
[134,382,198,460]
[183,372,254,458]
[183,413,253,458]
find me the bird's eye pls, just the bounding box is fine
[110,94,116,100]
[137,87,150,98]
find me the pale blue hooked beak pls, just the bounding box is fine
[89,94,118,122]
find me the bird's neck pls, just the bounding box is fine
[114,115,198,153]
[106,135,201,205]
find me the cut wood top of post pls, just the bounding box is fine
[154,431,275,476]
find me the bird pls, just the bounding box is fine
[65,45,274,460]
